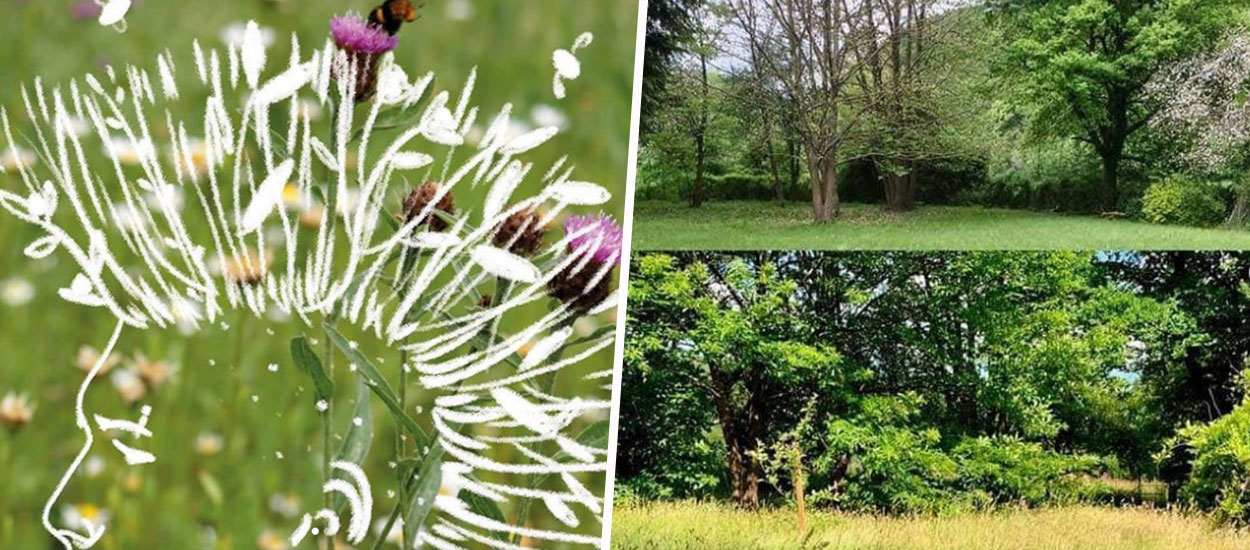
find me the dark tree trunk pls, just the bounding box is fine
[691,51,709,208]
[1100,154,1120,212]
[711,377,760,508]
[883,162,917,213]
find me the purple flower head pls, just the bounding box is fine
[70,0,101,20]
[564,213,623,267]
[330,12,399,54]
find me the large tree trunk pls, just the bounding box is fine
[883,161,917,213]
[712,378,760,508]
[809,150,841,223]
[1100,153,1120,213]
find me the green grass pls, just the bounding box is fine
[0,1,636,548]
[611,501,1250,550]
[631,201,1250,250]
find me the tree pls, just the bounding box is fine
[728,0,873,222]
[1002,0,1236,211]
[626,253,850,507]
[643,0,704,135]
[1150,33,1250,223]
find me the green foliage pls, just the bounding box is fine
[819,394,960,514]
[1172,382,1250,527]
[952,436,1100,507]
[622,252,1248,521]
[969,139,1103,213]
[1141,175,1227,227]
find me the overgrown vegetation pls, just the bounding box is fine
[620,252,1250,535]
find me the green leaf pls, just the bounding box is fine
[462,489,508,542]
[403,446,444,545]
[324,324,429,449]
[333,375,374,511]
[290,336,334,403]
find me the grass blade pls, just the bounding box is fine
[290,336,334,403]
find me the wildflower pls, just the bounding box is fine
[104,136,150,166]
[75,345,121,376]
[281,183,307,209]
[195,432,224,456]
[123,473,142,493]
[492,207,548,257]
[445,0,473,21]
[109,202,144,233]
[532,104,569,130]
[60,503,109,533]
[402,181,455,232]
[548,214,622,313]
[217,249,272,286]
[256,529,289,550]
[0,392,35,430]
[168,297,203,336]
[267,492,301,518]
[299,205,326,229]
[131,352,176,388]
[220,21,276,49]
[82,455,106,478]
[1,146,36,171]
[0,277,34,306]
[110,368,146,404]
[173,137,211,177]
[69,1,100,20]
[330,12,399,102]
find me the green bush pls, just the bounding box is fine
[966,139,1104,213]
[1172,390,1250,527]
[1141,176,1228,227]
[953,436,1100,507]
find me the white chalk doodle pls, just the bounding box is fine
[1,18,617,550]
[553,32,594,99]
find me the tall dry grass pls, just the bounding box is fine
[611,501,1250,550]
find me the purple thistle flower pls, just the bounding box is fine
[69,0,102,20]
[330,12,399,54]
[564,213,623,267]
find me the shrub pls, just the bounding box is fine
[1141,176,1227,227]
[952,436,1101,506]
[820,394,960,514]
[1171,388,1250,527]
[965,139,1104,213]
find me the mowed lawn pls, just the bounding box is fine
[611,501,1250,550]
[631,201,1250,250]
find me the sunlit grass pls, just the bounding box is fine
[632,201,1250,250]
[611,501,1250,550]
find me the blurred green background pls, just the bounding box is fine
[0,0,637,548]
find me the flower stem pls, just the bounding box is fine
[321,101,341,550]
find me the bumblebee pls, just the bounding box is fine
[370,0,420,36]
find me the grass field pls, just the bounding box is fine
[0,1,636,548]
[611,501,1250,550]
[631,201,1250,250]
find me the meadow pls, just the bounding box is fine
[631,201,1250,250]
[0,0,637,548]
[610,501,1250,550]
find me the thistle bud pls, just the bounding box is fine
[493,207,549,257]
[402,181,455,232]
